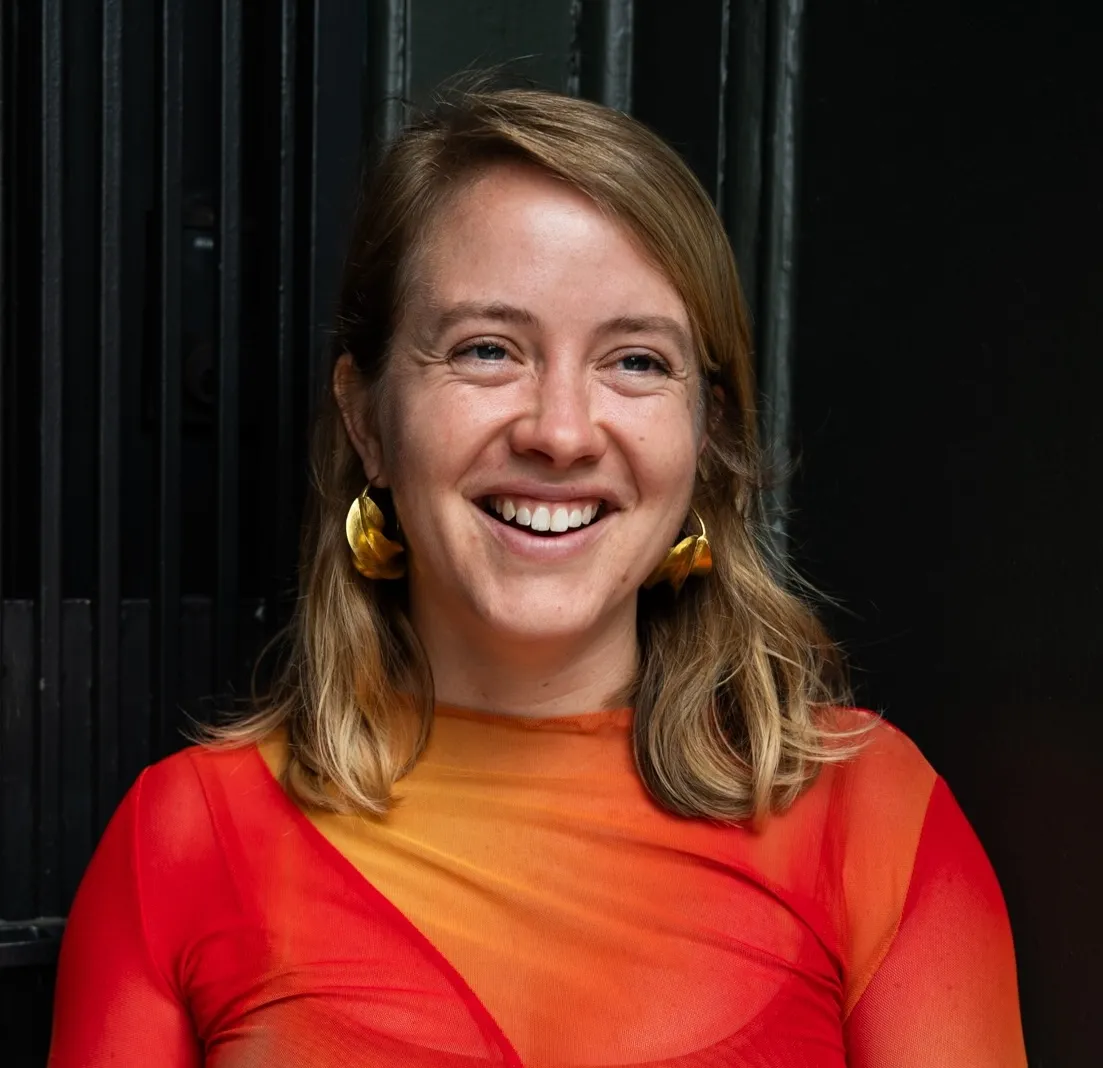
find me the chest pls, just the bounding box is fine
[185,769,847,1066]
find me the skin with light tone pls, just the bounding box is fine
[337,162,705,718]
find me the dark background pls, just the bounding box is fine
[1,2,1099,1065]
[792,9,1101,1064]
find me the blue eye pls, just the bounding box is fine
[619,353,667,373]
[457,341,508,361]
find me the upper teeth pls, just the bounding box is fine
[490,498,601,531]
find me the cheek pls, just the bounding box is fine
[616,401,700,496]
[383,388,500,497]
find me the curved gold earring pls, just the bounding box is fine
[345,487,405,580]
[644,510,712,593]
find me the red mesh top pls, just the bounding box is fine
[49,707,1026,1066]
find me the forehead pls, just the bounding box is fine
[406,163,690,328]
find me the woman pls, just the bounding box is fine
[49,87,1027,1067]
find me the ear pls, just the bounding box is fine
[333,353,389,487]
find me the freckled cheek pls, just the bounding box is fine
[623,424,699,498]
[388,395,502,491]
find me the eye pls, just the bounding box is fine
[617,352,669,374]
[454,340,509,362]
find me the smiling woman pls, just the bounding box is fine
[335,161,708,688]
[48,87,1027,1067]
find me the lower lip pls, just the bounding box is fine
[473,504,611,561]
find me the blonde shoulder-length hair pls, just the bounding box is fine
[203,85,861,823]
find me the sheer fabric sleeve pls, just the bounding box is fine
[844,777,1027,1067]
[48,768,202,1068]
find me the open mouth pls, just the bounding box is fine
[478,496,609,537]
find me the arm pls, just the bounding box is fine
[844,777,1027,1067]
[48,769,202,1067]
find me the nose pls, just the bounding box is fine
[508,360,605,468]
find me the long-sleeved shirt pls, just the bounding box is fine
[48,704,1027,1066]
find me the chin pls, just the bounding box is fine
[469,583,622,645]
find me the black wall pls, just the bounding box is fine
[792,7,1101,1065]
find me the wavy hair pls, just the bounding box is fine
[201,84,863,822]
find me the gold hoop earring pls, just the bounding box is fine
[345,487,405,580]
[643,509,712,593]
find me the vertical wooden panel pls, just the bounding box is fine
[307,0,368,407]
[601,0,634,112]
[61,600,93,906]
[714,0,731,208]
[61,0,101,605]
[98,0,124,833]
[38,0,65,917]
[376,0,409,142]
[158,0,184,757]
[216,0,242,690]
[1,602,36,919]
[0,0,7,682]
[180,596,213,723]
[274,0,298,612]
[575,0,633,108]
[307,0,323,407]
[758,0,805,541]
[721,0,767,324]
[119,599,152,791]
[565,0,582,98]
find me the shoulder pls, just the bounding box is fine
[815,710,942,1010]
[827,708,938,813]
[132,744,207,814]
[124,741,270,880]
[120,744,272,963]
[819,708,940,869]
[816,715,1016,1019]
[136,742,254,822]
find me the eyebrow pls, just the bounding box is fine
[424,301,540,346]
[592,314,693,357]
[424,302,692,357]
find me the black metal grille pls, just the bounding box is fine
[0,0,376,943]
[0,0,800,977]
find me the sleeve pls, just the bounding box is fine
[47,768,203,1068]
[843,777,1027,1068]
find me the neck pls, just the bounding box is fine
[409,596,639,719]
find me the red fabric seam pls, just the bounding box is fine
[131,767,191,1004]
[245,742,526,1067]
[841,773,938,1020]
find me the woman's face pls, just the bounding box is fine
[355,163,703,647]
